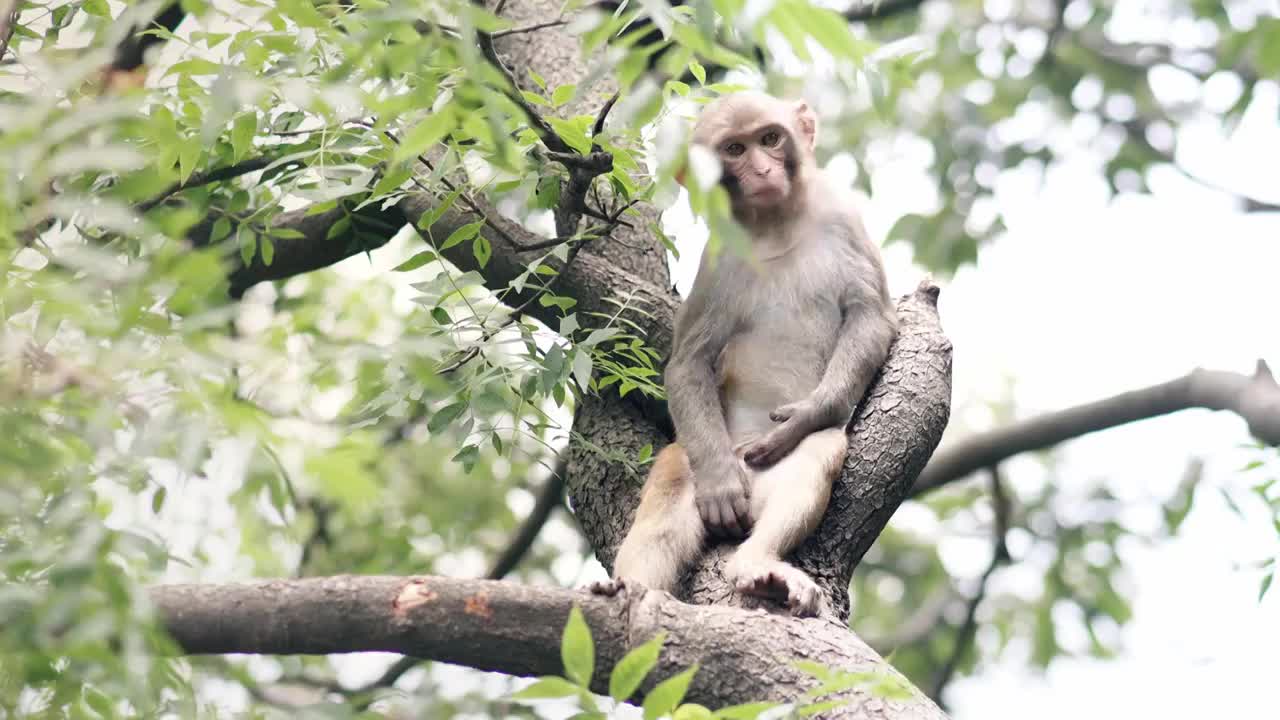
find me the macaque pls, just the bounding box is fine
[590,91,897,616]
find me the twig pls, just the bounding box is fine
[138,156,275,212]
[491,19,567,38]
[0,0,19,61]
[592,92,620,142]
[486,453,568,578]
[929,466,1011,705]
[295,498,335,577]
[476,27,573,154]
[867,588,959,654]
[843,0,928,22]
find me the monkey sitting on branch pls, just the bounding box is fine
[590,92,898,617]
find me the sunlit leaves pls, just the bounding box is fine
[562,605,595,687]
[609,631,666,700]
[642,664,699,720]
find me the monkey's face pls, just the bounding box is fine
[716,125,797,209]
[690,92,818,215]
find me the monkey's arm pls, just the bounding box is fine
[665,274,753,538]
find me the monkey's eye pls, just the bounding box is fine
[761,131,780,147]
[725,142,746,157]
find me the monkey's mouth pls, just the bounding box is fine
[747,187,785,201]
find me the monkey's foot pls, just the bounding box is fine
[587,578,627,597]
[731,561,823,617]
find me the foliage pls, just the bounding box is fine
[508,605,914,718]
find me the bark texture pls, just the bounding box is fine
[151,575,947,718]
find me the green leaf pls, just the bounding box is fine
[1261,571,1274,602]
[82,0,111,16]
[165,58,224,77]
[417,188,462,233]
[552,84,577,107]
[713,702,781,719]
[83,687,114,715]
[327,215,352,241]
[642,665,699,720]
[473,234,492,268]
[798,700,844,717]
[546,116,594,154]
[609,631,666,700]
[637,444,653,463]
[674,705,714,720]
[211,217,232,243]
[510,677,580,701]
[393,109,456,164]
[441,221,485,250]
[394,250,438,272]
[231,113,257,162]
[572,349,593,389]
[561,605,594,687]
[534,174,562,210]
[427,401,468,434]
[689,60,706,84]
[237,225,256,265]
[151,486,167,514]
[178,140,201,183]
[260,236,275,266]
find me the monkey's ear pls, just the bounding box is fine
[794,101,818,152]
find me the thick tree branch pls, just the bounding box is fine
[911,361,1280,497]
[150,575,947,717]
[186,199,407,298]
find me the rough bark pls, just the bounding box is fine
[151,575,946,718]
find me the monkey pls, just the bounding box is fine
[589,91,898,617]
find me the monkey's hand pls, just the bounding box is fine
[741,400,820,468]
[693,457,752,540]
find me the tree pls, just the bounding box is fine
[1,0,1277,718]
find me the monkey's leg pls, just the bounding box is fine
[724,427,847,616]
[589,443,704,597]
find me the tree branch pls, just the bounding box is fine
[911,361,1280,497]
[186,199,408,298]
[1120,119,1280,214]
[486,454,568,579]
[0,0,18,61]
[108,2,186,73]
[928,467,1010,707]
[139,156,276,212]
[843,0,928,22]
[149,575,947,717]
